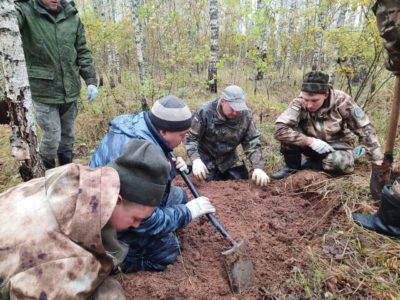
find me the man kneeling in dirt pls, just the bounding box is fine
[0,140,172,299]
[272,70,383,180]
[89,95,215,273]
[185,85,270,186]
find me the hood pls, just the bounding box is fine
[45,164,120,255]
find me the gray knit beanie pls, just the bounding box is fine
[149,95,192,131]
[108,140,169,206]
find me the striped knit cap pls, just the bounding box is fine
[149,95,192,131]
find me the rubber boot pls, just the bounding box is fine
[352,185,400,238]
[58,151,73,166]
[41,157,56,170]
[271,153,301,180]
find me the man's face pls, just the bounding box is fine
[41,0,60,11]
[110,197,154,232]
[160,129,189,149]
[220,99,240,119]
[375,0,400,51]
[301,91,328,112]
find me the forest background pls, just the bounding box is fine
[1,0,400,297]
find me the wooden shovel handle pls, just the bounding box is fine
[384,75,400,162]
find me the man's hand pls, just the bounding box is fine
[186,196,215,219]
[251,168,270,186]
[372,160,383,166]
[193,158,208,180]
[87,85,98,102]
[175,156,188,173]
[309,138,334,154]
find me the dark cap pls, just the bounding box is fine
[301,70,330,94]
[149,95,192,132]
[108,140,169,206]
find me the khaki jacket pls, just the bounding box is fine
[0,164,121,299]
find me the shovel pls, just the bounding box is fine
[370,75,400,200]
[169,153,254,293]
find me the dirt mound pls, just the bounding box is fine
[118,172,338,299]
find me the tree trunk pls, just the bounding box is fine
[208,0,219,93]
[131,0,149,110]
[0,0,44,180]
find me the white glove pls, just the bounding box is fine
[175,156,188,173]
[186,196,215,219]
[87,84,98,102]
[251,168,270,186]
[192,158,208,180]
[309,138,334,154]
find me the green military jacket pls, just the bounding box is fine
[15,0,97,104]
[185,99,265,173]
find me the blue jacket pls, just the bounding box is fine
[89,112,192,236]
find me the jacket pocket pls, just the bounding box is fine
[28,66,54,80]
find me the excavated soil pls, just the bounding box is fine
[117,170,340,299]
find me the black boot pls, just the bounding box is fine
[58,151,73,166]
[42,157,56,170]
[353,185,400,238]
[271,153,301,180]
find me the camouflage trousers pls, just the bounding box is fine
[281,143,354,174]
[33,101,77,160]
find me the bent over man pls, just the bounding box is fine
[90,95,215,273]
[185,85,270,187]
[0,140,169,299]
[272,70,383,179]
[15,0,98,169]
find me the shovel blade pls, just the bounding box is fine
[370,162,391,200]
[223,241,254,293]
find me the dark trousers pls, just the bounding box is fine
[207,165,249,181]
[281,144,327,169]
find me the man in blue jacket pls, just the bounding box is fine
[90,95,215,272]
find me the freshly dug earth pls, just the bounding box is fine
[118,170,339,299]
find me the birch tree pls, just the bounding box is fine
[0,0,44,180]
[208,0,219,93]
[131,0,149,110]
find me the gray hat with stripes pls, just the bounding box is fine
[149,95,192,132]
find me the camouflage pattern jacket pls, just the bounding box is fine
[274,89,382,161]
[15,0,97,104]
[0,164,122,299]
[185,99,265,173]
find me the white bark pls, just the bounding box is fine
[208,0,219,93]
[0,0,44,180]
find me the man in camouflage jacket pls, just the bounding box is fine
[14,0,98,169]
[272,70,383,179]
[185,85,270,186]
[0,140,171,299]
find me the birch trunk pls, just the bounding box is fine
[208,0,218,93]
[0,0,44,180]
[131,0,149,110]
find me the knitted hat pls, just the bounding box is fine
[149,95,192,132]
[301,71,330,94]
[108,140,169,206]
[220,85,249,111]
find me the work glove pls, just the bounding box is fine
[175,156,189,173]
[186,196,215,219]
[193,158,209,180]
[353,145,366,158]
[309,138,334,154]
[87,84,98,102]
[251,168,270,186]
